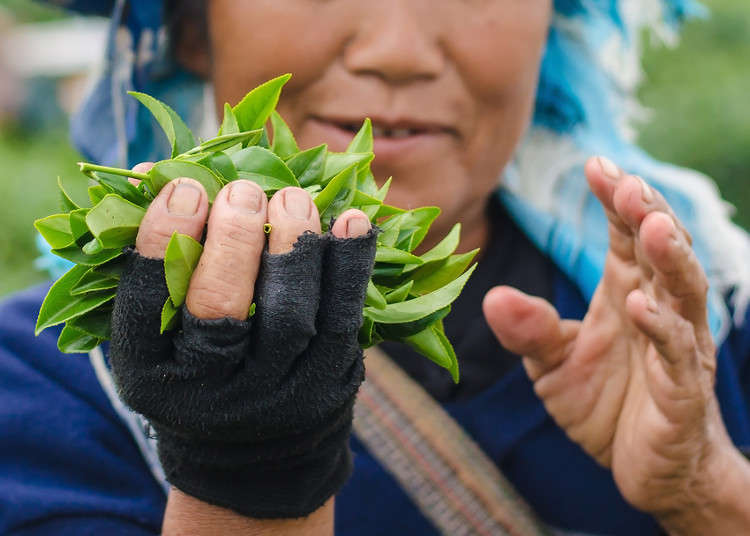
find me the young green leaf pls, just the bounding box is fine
[92,255,127,280]
[67,304,113,339]
[363,263,476,324]
[57,325,101,354]
[314,164,357,224]
[232,146,300,193]
[34,214,74,250]
[161,297,180,334]
[52,246,122,266]
[179,131,262,158]
[287,144,327,187]
[129,91,196,157]
[147,160,223,201]
[402,323,459,382]
[68,208,92,246]
[89,171,149,207]
[410,249,479,295]
[365,280,387,310]
[57,176,84,210]
[385,280,414,303]
[376,305,451,340]
[203,152,238,182]
[36,264,116,334]
[85,194,147,250]
[70,268,119,295]
[82,238,104,255]
[232,73,292,131]
[323,152,373,184]
[374,246,424,265]
[404,223,461,272]
[88,184,108,205]
[219,103,239,135]
[164,232,203,307]
[270,111,299,159]
[347,119,373,154]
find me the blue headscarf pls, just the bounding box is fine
[40,0,750,343]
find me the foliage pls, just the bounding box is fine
[33,75,475,380]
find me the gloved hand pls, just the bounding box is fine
[108,173,377,519]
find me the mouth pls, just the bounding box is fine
[310,116,457,160]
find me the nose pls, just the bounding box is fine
[344,1,444,85]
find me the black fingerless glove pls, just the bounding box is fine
[109,229,378,518]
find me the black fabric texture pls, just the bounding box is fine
[381,195,557,402]
[109,229,378,519]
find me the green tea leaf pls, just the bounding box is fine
[410,249,479,295]
[179,131,262,158]
[203,152,238,182]
[52,244,122,266]
[88,184,108,205]
[129,91,196,157]
[92,255,127,280]
[58,176,85,210]
[36,264,116,334]
[68,208,92,246]
[57,325,101,354]
[377,305,451,339]
[374,204,406,219]
[148,160,223,201]
[378,207,440,252]
[402,323,459,382]
[286,144,327,187]
[403,223,461,273]
[67,304,113,339]
[385,280,413,303]
[90,171,149,207]
[364,264,476,324]
[347,119,373,154]
[352,190,382,207]
[375,246,423,265]
[165,232,203,307]
[323,152,373,184]
[161,297,180,334]
[314,164,357,225]
[365,280,387,310]
[70,268,118,295]
[270,111,299,159]
[232,146,299,193]
[82,238,104,255]
[86,194,147,250]
[232,74,292,131]
[34,214,74,249]
[219,103,239,135]
[358,316,380,348]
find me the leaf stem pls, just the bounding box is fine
[78,162,150,182]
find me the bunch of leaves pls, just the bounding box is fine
[34,74,477,382]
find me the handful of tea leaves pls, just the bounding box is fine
[34,75,477,382]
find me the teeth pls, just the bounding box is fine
[372,127,414,139]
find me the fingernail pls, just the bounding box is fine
[283,188,311,220]
[167,183,201,216]
[638,177,654,203]
[228,181,262,213]
[598,156,620,180]
[346,216,371,238]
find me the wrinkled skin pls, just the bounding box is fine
[156,1,750,534]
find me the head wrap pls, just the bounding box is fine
[39,0,750,343]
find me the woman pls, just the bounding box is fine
[1,0,749,534]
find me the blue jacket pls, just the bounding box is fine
[1,275,749,535]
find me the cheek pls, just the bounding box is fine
[208,0,350,110]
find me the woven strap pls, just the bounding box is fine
[352,346,551,536]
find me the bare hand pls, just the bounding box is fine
[483,156,738,522]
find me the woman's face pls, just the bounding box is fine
[207,0,552,248]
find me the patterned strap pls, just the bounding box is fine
[352,347,552,536]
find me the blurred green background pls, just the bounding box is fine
[0,0,748,298]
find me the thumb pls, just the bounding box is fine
[482,286,574,380]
